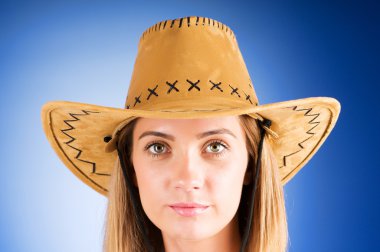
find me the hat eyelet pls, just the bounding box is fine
[104,136,112,143]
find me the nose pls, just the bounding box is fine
[172,152,205,192]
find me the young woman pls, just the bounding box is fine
[104,115,287,251]
[42,16,340,252]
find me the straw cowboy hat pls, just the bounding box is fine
[41,16,340,196]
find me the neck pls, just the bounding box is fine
[162,216,241,252]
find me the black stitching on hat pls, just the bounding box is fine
[141,17,237,42]
[166,80,179,93]
[147,84,159,100]
[134,94,142,107]
[229,84,240,97]
[60,110,110,177]
[129,78,256,108]
[187,79,200,91]
[243,90,253,104]
[209,80,223,92]
[281,149,301,168]
[292,107,321,133]
[279,106,321,168]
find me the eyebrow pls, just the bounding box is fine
[138,128,237,141]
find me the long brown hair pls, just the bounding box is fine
[103,115,288,251]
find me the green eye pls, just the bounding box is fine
[206,141,227,153]
[149,143,166,154]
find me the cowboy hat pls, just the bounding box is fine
[41,16,341,196]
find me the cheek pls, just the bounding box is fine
[133,157,158,197]
[132,154,168,220]
[132,150,158,186]
[211,160,248,215]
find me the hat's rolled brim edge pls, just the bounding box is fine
[41,96,341,195]
[255,97,341,185]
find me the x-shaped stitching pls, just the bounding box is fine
[243,91,253,104]
[134,94,141,107]
[147,84,159,100]
[187,79,200,91]
[229,84,240,97]
[166,80,179,94]
[209,80,223,92]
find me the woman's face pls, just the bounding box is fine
[131,116,249,241]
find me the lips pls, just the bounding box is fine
[169,203,209,217]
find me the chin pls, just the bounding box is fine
[168,229,214,241]
[162,220,224,242]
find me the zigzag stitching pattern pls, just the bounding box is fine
[279,106,321,168]
[60,110,110,176]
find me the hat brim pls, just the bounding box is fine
[42,97,340,196]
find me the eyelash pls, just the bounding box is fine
[144,140,167,158]
[144,139,229,158]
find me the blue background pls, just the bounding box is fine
[1,0,379,251]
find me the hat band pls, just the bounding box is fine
[129,96,256,111]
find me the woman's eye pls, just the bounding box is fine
[145,140,228,158]
[145,142,168,156]
[205,141,227,154]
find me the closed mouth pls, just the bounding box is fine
[169,202,210,217]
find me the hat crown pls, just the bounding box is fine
[125,16,259,112]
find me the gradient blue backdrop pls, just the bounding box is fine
[1,1,379,251]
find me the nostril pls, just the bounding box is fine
[186,181,203,191]
[174,180,203,191]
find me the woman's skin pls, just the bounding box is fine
[131,116,250,252]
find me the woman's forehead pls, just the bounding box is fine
[135,115,241,128]
[133,116,245,139]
